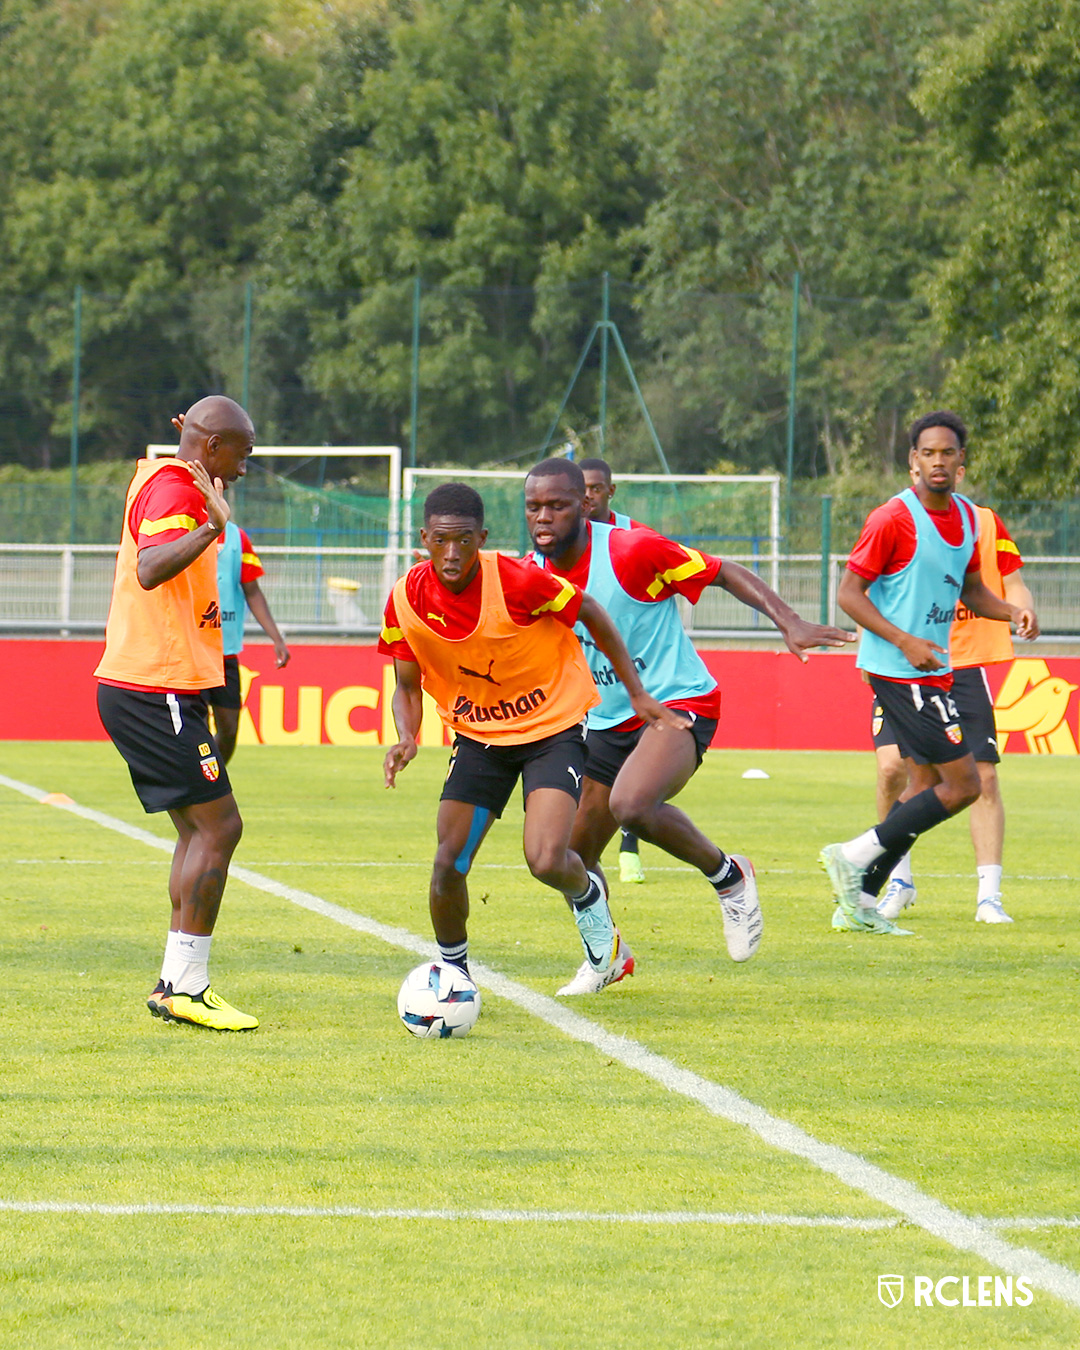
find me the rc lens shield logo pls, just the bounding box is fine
[877,1274,1034,1307]
[878,1274,904,1308]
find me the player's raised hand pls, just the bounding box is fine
[384,736,418,788]
[629,692,692,732]
[181,458,231,533]
[779,617,856,663]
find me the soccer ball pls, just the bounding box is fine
[397,962,481,1039]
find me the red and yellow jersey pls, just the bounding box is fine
[951,506,1024,669]
[94,459,223,692]
[379,552,583,660]
[548,524,722,605]
[385,551,597,744]
[847,495,982,582]
[540,524,724,725]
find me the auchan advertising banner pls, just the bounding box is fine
[1,641,1077,755]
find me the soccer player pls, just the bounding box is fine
[874,467,1038,924]
[208,519,290,762]
[380,482,687,992]
[580,456,647,884]
[820,410,1038,934]
[169,412,290,761]
[95,395,258,1030]
[525,457,853,989]
[580,456,644,532]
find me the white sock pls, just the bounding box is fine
[857,890,880,911]
[889,852,914,887]
[163,932,212,995]
[976,865,1003,904]
[840,829,885,869]
[158,930,180,983]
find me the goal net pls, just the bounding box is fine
[402,466,781,589]
[147,444,403,630]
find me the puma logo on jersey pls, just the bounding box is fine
[459,657,499,685]
[199,601,221,628]
[427,612,448,627]
[944,572,961,589]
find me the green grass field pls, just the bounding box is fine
[1,742,1078,1348]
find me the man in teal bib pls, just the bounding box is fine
[527,456,853,990]
[820,410,1038,934]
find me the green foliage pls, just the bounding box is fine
[1,0,303,464]
[633,0,980,477]
[917,0,1080,494]
[286,0,662,462]
[4,0,1080,503]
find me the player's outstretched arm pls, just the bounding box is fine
[242,579,291,667]
[384,658,423,788]
[838,570,946,672]
[715,561,854,663]
[577,594,691,731]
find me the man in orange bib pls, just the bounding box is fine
[380,482,687,994]
[95,396,258,1031]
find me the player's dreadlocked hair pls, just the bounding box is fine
[423,482,484,526]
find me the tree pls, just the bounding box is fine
[632,0,981,480]
[918,0,1080,495]
[285,0,663,465]
[3,0,301,463]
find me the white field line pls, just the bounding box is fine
[0,1198,1076,1230]
[0,1200,895,1228]
[3,769,1080,1311]
[6,857,1074,884]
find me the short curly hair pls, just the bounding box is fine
[423,482,484,526]
[909,410,967,450]
[525,457,585,493]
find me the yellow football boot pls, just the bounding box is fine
[157,986,259,1031]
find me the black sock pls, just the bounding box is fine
[861,800,909,898]
[875,787,950,853]
[570,877,600,911]
[620,830,640,855]
[706,854,742,890]
[863,842,914,899]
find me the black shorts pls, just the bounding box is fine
[205,654,242,710]
[867,676,971,767]
[97,684,233,814]
[440,724,587,818]
[584,714,718,790]
[950,666,1000,764]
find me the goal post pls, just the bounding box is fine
[402,466,782,592]
[147,444,403,600]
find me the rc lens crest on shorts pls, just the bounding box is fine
[198,743,221,781]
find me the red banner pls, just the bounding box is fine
[2,640,1077,755]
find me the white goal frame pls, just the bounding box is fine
[402,467,781,592]
[147,443,403,599]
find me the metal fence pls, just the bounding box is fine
[5,543,1077,640]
